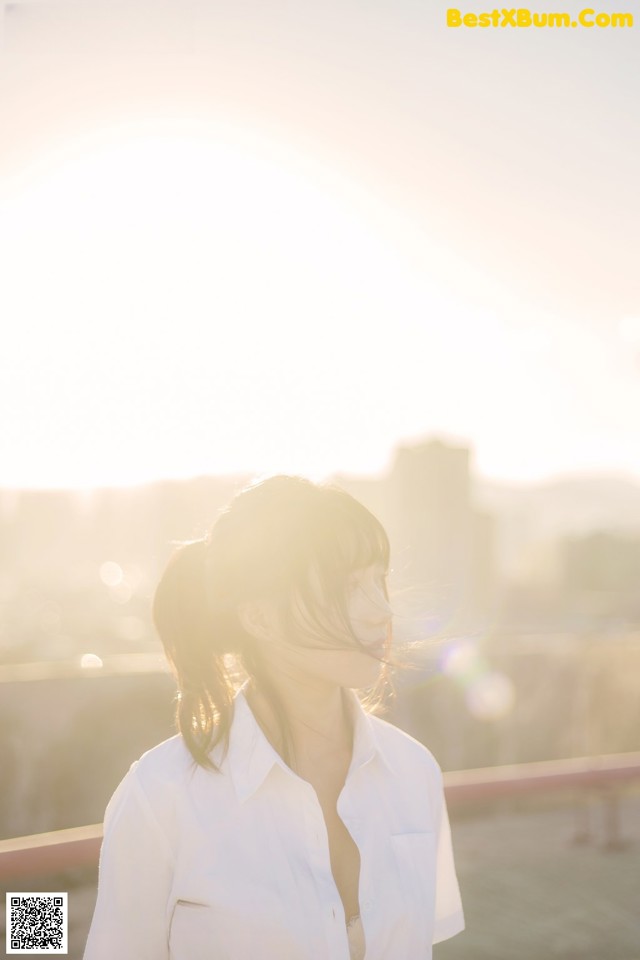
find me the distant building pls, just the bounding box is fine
[387,439,474,632]
[561,531,640,622]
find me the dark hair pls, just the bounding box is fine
[152,475,393,769]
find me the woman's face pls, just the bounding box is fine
[249,563,393,691]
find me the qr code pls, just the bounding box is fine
[5,893,68,954]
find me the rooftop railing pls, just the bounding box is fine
[1,751,638,881]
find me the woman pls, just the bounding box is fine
[84,475,464,960]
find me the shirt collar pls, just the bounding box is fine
[221,685,393,804]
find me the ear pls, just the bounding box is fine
[237,602,274,642]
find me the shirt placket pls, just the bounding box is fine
[338,781,377,956]
[299,779,353,960]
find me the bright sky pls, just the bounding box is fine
[0,2,638,490]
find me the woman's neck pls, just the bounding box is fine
[245,674,354,771]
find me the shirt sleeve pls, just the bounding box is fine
[432,768,465,945]
[83,763,174,960]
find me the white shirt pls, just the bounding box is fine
[84,688,464,960]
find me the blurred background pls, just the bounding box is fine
[0,1,639,957]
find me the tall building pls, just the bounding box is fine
[388,439,478,634]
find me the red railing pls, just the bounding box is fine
[0,824,102,883]
[1,751,639,881]
[442,750,640,805]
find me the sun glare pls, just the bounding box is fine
[1,119,637,489]
[0,120,465,488]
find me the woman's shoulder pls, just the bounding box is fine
[103,735,196,816]
[128,734,198,792]
[103,735,198,838]
[368,711,443,780]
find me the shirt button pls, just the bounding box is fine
[362,900,373,912]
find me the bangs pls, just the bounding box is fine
[330,503,390,575]
[302,485,390,583]
[281,486,391,648]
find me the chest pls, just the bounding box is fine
[311,776,362,921]
[169,765,438,960]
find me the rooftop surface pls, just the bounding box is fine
[436,788,640,960]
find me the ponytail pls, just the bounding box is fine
[152,540,236,770]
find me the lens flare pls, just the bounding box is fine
[80,653,103,670]
[465,671,516,720]
[99,561,123,587]
[440,639,484,682]
[440,638,516,721]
